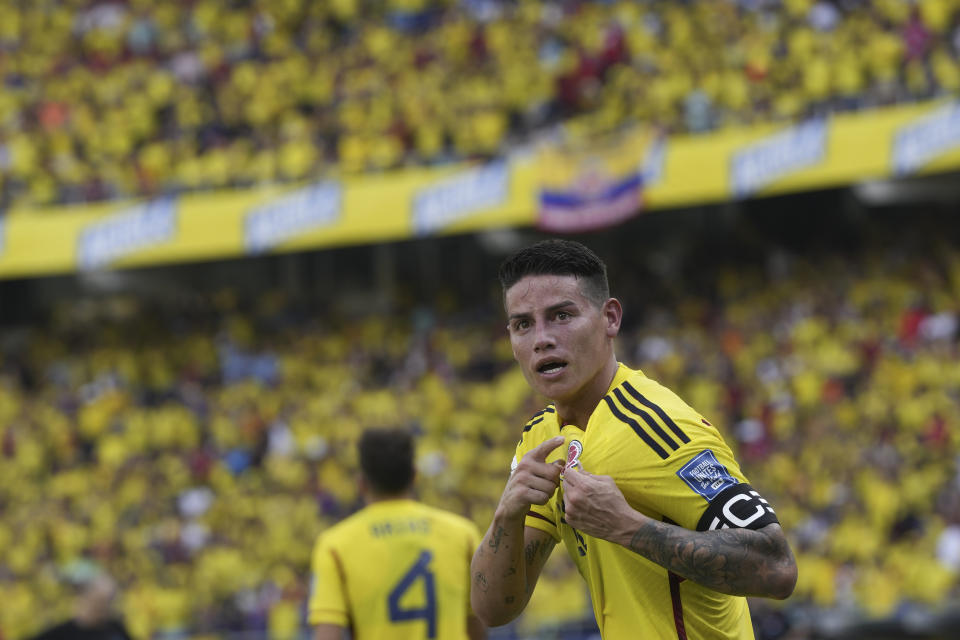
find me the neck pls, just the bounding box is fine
[367,490,413,504]
[76,611,108,627]
[556,356,619,428]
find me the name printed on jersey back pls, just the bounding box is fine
[370,518,432,538]
[677,449,739,501]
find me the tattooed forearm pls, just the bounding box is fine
[474,572,489,593]
[489,525,505,552]
[471,516,556,625]
[523,540,541,566]
[627,522,797,599]
[523,538,552,566]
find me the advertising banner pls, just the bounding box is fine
[1,100,958,280]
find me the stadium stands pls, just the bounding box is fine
[0,0,958,209]
[1,209,959,638]
[3,0,960,637]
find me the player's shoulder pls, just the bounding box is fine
[599,366,733,458]
[516,404,560,451]
[419,503,481,537]
[600,366,680,421]
[611,366,682,406]
[607,367,711,428]
[314,508,369,547]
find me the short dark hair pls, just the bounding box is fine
[358,428,415,496]
[498,239,610,307]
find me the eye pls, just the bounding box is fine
[556,311,571,320]
[513,319,530,331]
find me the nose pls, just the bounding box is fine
[533,323,555,353]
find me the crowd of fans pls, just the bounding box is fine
[1,0,959,209]
[1,223,959,639]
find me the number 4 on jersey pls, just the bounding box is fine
[388,550,437,638]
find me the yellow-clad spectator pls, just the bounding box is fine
[2,0,957,208]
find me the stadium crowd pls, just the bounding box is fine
[1,0,959,209]
[1,229,959,639]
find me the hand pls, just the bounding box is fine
[562,468,640,542]
[497,436,565,521]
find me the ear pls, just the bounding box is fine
[602,298,623,338]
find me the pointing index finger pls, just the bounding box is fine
[528,435,565,463]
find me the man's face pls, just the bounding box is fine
[505,274,617,406]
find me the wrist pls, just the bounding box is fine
[493,503,529,527]
[613,509,651,549]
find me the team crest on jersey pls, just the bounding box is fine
[564,439,584,474]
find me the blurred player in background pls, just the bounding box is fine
[309,428,486,640]
[27,574,131,640]
[471,239,797,638]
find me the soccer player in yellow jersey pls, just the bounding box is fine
[471,240,797,639]
[309,428,486,640]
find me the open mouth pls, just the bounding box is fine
[537,360,568,375]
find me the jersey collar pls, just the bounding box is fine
[605,362,640,395]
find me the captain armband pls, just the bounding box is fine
[695,483,780,532]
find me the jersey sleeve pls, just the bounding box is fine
[525,504,561,542]
[651,440,780,532]
[307,534,350,627]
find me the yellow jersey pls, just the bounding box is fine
[514,364,780,639]
[308,499,481,639]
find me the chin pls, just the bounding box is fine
[527,378,557,400]
[533,378,575,404]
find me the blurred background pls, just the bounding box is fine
[0,0,959,639]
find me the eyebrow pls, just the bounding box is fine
[507,300,577,321]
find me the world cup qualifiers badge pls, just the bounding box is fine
[564,440,584,475]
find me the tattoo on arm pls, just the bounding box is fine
[474,572,489,593]
[489,526,505,552]
[523,540,541,566]
[523,539,552,566]
[628,522,795,598]
[520,537,555,594]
